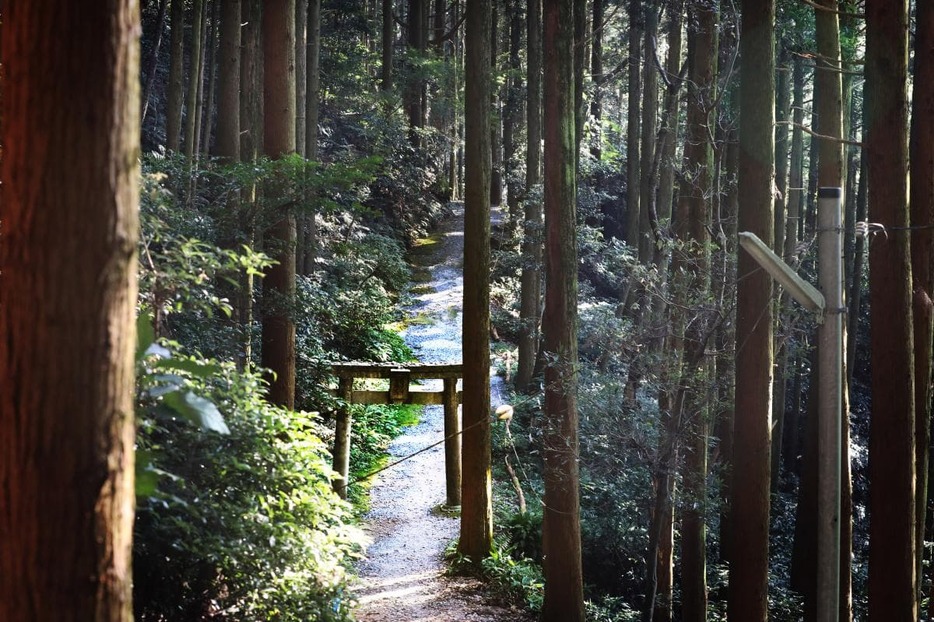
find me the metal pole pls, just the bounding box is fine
[816,186,843,622]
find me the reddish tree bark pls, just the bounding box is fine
[0,1,140,618]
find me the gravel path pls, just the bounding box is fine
[351,204,530,622]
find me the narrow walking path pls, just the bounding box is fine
[352,204,530,622]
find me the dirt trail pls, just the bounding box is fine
[352,205,529,622]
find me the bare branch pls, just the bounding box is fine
[799,0,864,19]
[776,121,866,148]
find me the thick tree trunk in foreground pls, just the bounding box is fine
[728,0,774,618]
[865,0,917,618]
[540,0,584,619]
[911,0,934,599]
[0,2,140,618]
[261,0,298,409]
[459,0,494,560]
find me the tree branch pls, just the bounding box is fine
[799,0,864,19]
[776,121,865,148]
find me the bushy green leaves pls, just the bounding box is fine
[134,354,365,622]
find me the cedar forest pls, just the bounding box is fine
[0,0,931,621]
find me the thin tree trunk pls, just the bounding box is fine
[305,0,322,271]
[296,0,307,157]
[0,1,140,617]
[782,56,806,474]
[517,0,543,393]
[166,0,186,150]
[637,3,657,265]
[503,0,522,220]
[294,0,307,271]
[381,0,393,90]
[624,0,641,251]
[185,0,205,160]
[572,0,585,163]
[589,0,603,159]
[142,0,170,123]
[490,4,503,205]
[238,0,261,370]
[770,53,792,490]
[846,143,867,387]
[185,0,204,162]
[200,0,220,156]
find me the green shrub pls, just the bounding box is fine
[134,352,365,621]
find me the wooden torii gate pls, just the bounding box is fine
[329,362,463,507]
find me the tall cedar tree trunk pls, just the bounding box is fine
[624,0,641,248]
[304,0,322,270]
[541,0,584,619]
[517,0,543,393]
[589,0,603,159]
[192,0,210,158]
[296,0,307,157]
[215,0,240,164]
[637,3,657,265]
[716,123,740,562]
[185,0,205,160]
[791,345,819,609]
[200,0,220,156]
[0,1,140,618]
[846,122,868,388]
[166,0,185,150]
[381,0,393,90]
[214,0,244,366]
[294,0,307,269]
[770,52,791,490]
[679,6,717,619]
[648,8,684,615]
[572,0,584,163]
[141,0,169,123]
[407,0,426,140]
[238,0,261,370]
[261,0,298,409]
[866,0,917,618]
[490,6,503,206]
[911,0,934,598]
[459,0,494,559]
[782,56,806,474]
[728,0,774,618]
[503,0,522,223]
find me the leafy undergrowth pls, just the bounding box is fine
[134,355,366,622]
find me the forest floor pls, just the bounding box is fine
[351,204,532,622]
